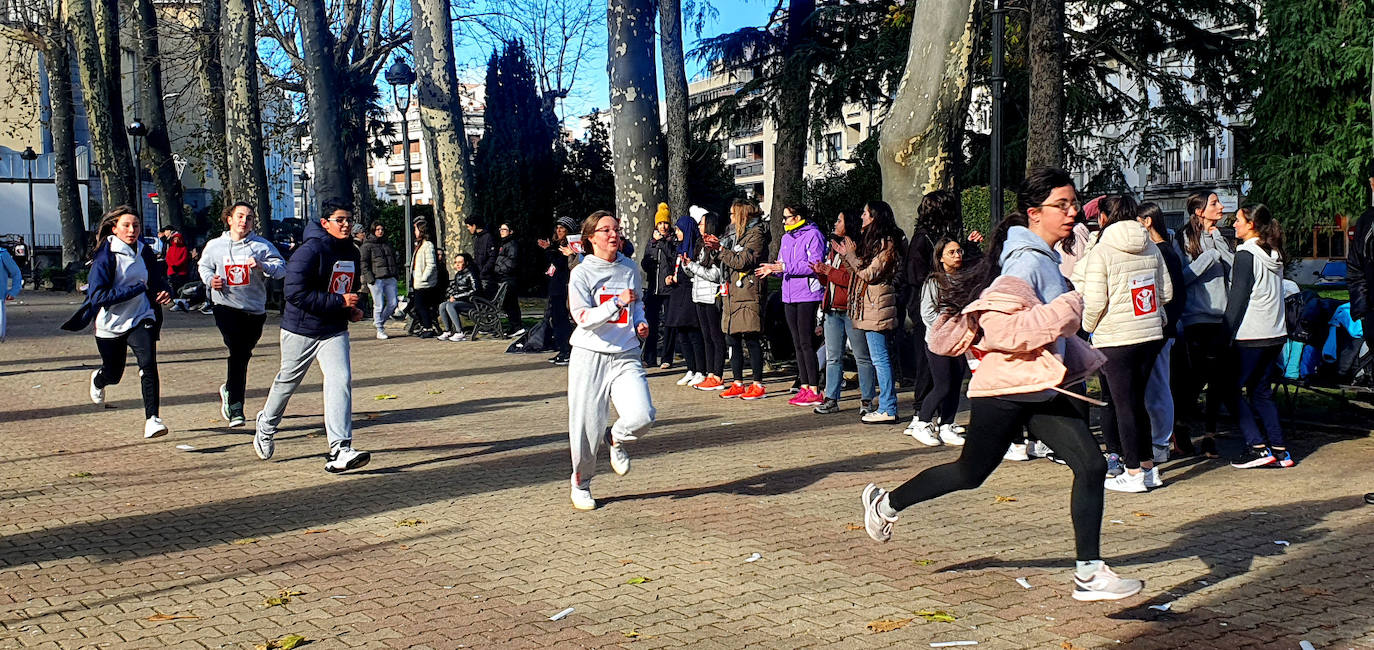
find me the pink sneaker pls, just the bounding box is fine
[787,390,810,406]
[800,387,825,406]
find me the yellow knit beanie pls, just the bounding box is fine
[654,202,670,225]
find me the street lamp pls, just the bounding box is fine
[126,119,148,225]
[385,58,418,268]
[988,0,1006,229]
[20,146,37,280]
[298,169,311,221]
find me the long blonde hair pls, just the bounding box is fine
[729,199,755,235]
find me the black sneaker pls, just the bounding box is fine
[553,357,570,366]
[1198,436,1220,459]
[1231,446,1276,469]
[813,398,840,414]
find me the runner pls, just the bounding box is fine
[860,167,1144,602]
[198,202,287,428]
[62,206,173,438]
[0,243,20,342]
[566,211,655,510]
[253,199,370,473]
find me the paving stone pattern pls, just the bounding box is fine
[2,294,1372,649]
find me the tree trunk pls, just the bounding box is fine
[297,0,350,204]
[607,0,668,245]
[43,22,85,265]
[133,0,186,229]
[413,0,475,256]
[197,0,228,188]
[1025,0,1064,170]
[768,0,814,250]
[878,0,978,221]
[66,0,137,209]
[658,0,690,222]
[221,0,271,223]
[348,135,371,225]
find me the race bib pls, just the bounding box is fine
[224,258,250,287]
[597,285,629,324]
[1130,273,1158,317]
[330,261,355,295]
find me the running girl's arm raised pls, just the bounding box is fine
[569,268,627,329]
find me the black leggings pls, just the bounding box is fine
[919,350,967,424]
[94,320,160,418]
[888,395,1106,561]
[783,301,821,386]
[727,332,765,383]
[1099,340,1162,470]
[499,281,522,328]
[678,326,704,374]
[1182,322,1238,434]
[213,306,266,405]
[412,286,438,330]
[695,302,726,377]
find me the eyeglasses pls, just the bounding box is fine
[1037,200,1079,213]
[593,227,617,235]
[327,216,354,225]
[498,227,511,232]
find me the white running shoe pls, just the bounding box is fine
[676,371,695,386]
[1143,466,1164,489]
[1029,440,1054,458]
[437,332,453,341]
[910,421,941,446]
[1104,470,1148,493]
[571,486,595,510]
[253,411,275,460]
[1072,564,1144,601]
[450,332,466,341]
[90,370,104,405]
[937,423,966,446]
[687,372,707,387]
[861,483,897,542]
[144,416,168,439]
[902,415,921,433]
[219,384,231,420]
[1003,443,1029,461]
[325,445,371,473]
[609,441,631,476]
[376,329,389,340]
[860,411,897,424]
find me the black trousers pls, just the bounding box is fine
[888,394,1106,561]
[213,306,267,405]
[678,326,704,374]
[548,296,574,358]
[1181,323,1239,434]
[412,286,438,330]
[499,280,522,329]
[1098,340,1163,470]
[727,332,764,383]
[94,320,160,418]
[919,349,967,424]
[695,302,726,377]
[783,301,821,387]
[906,320,933,407]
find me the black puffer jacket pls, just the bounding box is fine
[1349,206,1374,322]
[495,237,520,282]
[359,234,399,284]
[643,233,679,296]
[471,229,498,289]
[447,268,477,301]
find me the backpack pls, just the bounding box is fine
[1283,290,1311,340]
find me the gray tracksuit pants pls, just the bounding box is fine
[259,329,352,447]
[568,347,655,490]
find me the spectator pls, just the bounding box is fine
[712,200,770,400]
[360,222,400,340]
[641,203,678,368]
[466,216,498,294]
[438,253,478,340]
[495,222,524,336]
[1347,161,1374,387]
[539,216,579,364]
[410,220,440,338]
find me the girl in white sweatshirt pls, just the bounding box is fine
[566,211,656,510]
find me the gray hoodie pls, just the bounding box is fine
[998,225,1071,399]
[198,232,288,314]
[1175,229,1234,327]
[569,252,648,354]
[1225,238,1286,344]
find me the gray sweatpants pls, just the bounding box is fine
[260,329,352,447]
[568,347,655,490]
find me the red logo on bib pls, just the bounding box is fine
[225,263,250,287]
[598,293,629,324]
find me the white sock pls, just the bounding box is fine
[1075,560,1104,580]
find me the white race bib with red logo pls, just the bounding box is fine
[597,284,629,325]
[224,258,250,287]
[1130,273,1158,318]
[330,261,355,296]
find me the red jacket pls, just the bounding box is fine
[817,251,853,312]
[165,233,191,278]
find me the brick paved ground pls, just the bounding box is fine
[2,293,1372,650]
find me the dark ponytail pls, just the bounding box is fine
[1178,191,1212,259]
[1240,203,1284,263]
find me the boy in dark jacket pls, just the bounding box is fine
[467,216,498,294]
[254,199,370,473]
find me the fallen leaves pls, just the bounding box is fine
[426,390,444,395]
[622,629,640,639]
[255,634,308,650]
[147,613,198,622]
[994,495,1017,503]
[232,538,259,545]
[912,559,935,566]
[845,523,864,531]
[619,559,635,566]
[1132,511,1153,518]
[1061,643,1081,650]
[262,589,306,608]
[625,577,652,585]
[755,464,773,469]
[915,610,957,623]
[68,472,92,478]
[374,394,399,400]
[866,618,912,633]
[303,529,328,535]
[395,518,425,528]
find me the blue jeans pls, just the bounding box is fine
[822,311,874,402]
[1144,338,1174,449]
[370,278,398,330]
[1235,344,1284,448]
[864,329,897,416]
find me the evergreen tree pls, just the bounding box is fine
[554,113,615,223]
[1243,0,1373,252]
[472,40,560,244]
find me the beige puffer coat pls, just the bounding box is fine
[1072,220,1173,348]
[842,238,898,332]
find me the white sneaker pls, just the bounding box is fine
[450,332,466,341]
[1029,440,1054,458]
[437,332,452,341]
[144,416,168,439]
[1143,466,1164,489]
[325,445,371,473]
[687,372,707,387]
[376,330,390,340]
[1003,443,1029,461]
[910,421,941,446]
[676,371,695,386]
[609,440,631,476]
[938,423,966,446]
[90,370,104,405]
[253,411,275,460]
[861,483,897,542]
[903,415,923,433]
[1104,470,1148,493]
[1073,563,1144,601]
[571,486,596,510]
[860,411,897,424]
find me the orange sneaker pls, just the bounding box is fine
[720,381,746,398]
[741,383,767,400]
[694,375,724,391]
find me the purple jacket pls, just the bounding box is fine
[776,221,826,303]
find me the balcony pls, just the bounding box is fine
[734,161,764,178]
[1150,156,1235,187]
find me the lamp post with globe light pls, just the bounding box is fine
[20,146,37,279]
[385,58,418,268]
[126,119,148,225]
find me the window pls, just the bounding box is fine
[1165,149,1181,173]
[816,133,842,163]
[1199,138,1216,170]
[391,170,421,184]
[390,140,420,156]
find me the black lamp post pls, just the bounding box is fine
[385,58,418,267]
[299,169,311,221]
[20,146,37,279]
[126,119,148,224]
[989,0,1006,229]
